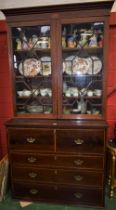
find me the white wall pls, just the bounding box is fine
[0,11,5,20]
[111,0,116,11]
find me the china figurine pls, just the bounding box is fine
[77,96,87,114]
[20,31,28,50]
[67,37,76,48]
[16,38,22,50]
[89,34,97,47]
[28,38,33,49]
[32,35,39,48]
[77,33,88,48]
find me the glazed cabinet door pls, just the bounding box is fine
[58,16,108,120]
[8,12,108,120]
[10,18,57,118]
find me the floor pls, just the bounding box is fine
[0,191,116,210]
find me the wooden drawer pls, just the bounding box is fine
[12,181,104,206]
[12,166,103,187]
[10,152,104,170]
[8,128,54,151]
[56,129,105,154]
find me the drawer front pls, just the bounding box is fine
[12,181,104,206]
[12,166,103,187]
[10,152,104,170]
[56,129,105,154]
[8,128,54,151]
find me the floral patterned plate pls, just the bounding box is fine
[19,58,41,77]
[87,56,102,75]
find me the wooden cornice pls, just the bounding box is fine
[2,1,113,17]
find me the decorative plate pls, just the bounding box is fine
[72,56,90,75]
[63,56,75,75]
[19,58,41,77]
[41,56,51,76]
[87,56,102,75]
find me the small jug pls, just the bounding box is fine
[77,96,87,114]
[67,37,76,48]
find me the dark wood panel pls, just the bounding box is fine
[8,128,54,151]
[10,152,104,170]
[6,118,108,128]
[12,181,104,207]
[12,166,103,187]
[56,129,105,154]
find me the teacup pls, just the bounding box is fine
[47,88,52,96]
[65,92,71,97]
[87,90,93,97]
[40,88,48,96]
[17,91,24,97]
[94,89,102,96]
[23,89,31,97]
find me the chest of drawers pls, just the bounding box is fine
[6,119,107,207]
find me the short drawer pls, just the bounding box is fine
[10,152,104,170]
[56,129,105,154]
[8,128,54,151]
[12,166,103,187]
[12,181,104,207]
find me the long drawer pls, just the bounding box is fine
[10,152,104,170]
[8,128,54,151]
[12,166,103,187]
[12,181,104,206]
[56,129,105,154]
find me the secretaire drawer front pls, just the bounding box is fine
[8,128,54,151]
[12,181,104,206]
[10,152,104,170]
[10,152,55,166]
[12,166,103,187]
[12,182,58,201]
[56,129,105,154]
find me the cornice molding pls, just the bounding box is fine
[0,0,114,10]
[2,2,113,17]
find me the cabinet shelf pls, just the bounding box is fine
[15,75,52,79]
[14,48,51,53]
[17,96,52,99]
[62,47,103,53]
[63,96,102,99]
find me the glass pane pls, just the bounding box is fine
[62,22,104,116]
[12,25,53,114]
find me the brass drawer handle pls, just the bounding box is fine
[29,189,38,195]
[74,159,84,166]
[74,193,83,199]
[27,157,37,163]
[54,170,58,175]
[54,156,57,160]
[28,172,37,178]
[54,186,58,191]
[74,175,83,181]
[74,139,84,145]
[27,137,36,143]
